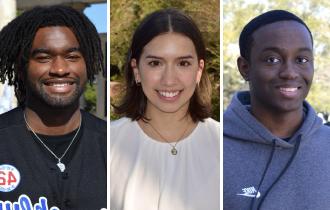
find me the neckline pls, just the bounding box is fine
[133,119,202,146]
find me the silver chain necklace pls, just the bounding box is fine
[23,112,81,172]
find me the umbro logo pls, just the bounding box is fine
[236,186,261,198]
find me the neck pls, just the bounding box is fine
[24,104,81,136]
[146,104,190,125]
[251,105,304,138]
[139,104,196,143]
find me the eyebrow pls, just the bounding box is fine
[30,47,81,57]
[145,55,194,59]
[261,47,313,53]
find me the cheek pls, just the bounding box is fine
[139,71,161,86]
[304,69,314,84]
[26,62,45,80]
[184,74,198,86]
[72,62,87,78]
[250,67,273,83]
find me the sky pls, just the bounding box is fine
[84,3,107,33]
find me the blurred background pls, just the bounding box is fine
[0,0,107,119]
[110,0,220,121]
[224,0,330,123]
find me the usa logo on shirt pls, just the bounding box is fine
[0,164,20,192]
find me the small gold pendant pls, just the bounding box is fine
[171,147,177,155]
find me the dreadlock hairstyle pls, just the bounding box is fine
[0,5,104,106]
[114,8,212,122]
[239,10,313,61]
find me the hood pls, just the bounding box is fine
[224,91,323,148]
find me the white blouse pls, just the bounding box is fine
[110,117,220,210]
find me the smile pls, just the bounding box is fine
[279,87,299,92]
[44,80,75,86]
[45,82,74,86]
[278,86,301,98]
[158,90,180,98]
[42,79,78,94]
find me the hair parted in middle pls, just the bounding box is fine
[114,8,212,122]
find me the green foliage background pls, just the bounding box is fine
[84,84,97,113]
[224,0,330,117]
[110,0,220,121]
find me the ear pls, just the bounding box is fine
[237,56,250,81]
[131,59,141,83]
[196,59,204,84]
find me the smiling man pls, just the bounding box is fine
[0,5,106,210]
[224,10,330,210]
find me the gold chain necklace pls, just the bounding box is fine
[147,120,190,155]
[23,112,81,172]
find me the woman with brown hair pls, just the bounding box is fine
[111,8,219,210]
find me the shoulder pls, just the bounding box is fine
[110,117,133,129]
[81,110,106,133]
[202,118,220,130]
[0,107,24,130]
[198,118,220,138]
[110,117,138,142]
[316,124,330,136]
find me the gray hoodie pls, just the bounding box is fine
[224,91,330,210]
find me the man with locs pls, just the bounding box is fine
[0,5,106,209]
[224,10,330,210]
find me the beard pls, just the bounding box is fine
[26,78,86,108]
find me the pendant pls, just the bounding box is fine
[171,147,178,155]
[57,162,66,172]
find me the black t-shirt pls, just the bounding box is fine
[0,108,106,210]
[30,126,82,166]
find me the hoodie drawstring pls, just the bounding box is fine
[249,139,276,210]
[250,135,302,210]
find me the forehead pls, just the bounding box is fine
[250,21,313,53]
[32,26,79,49]
[142,32,197,57]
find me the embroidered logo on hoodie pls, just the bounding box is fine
[236,186,261,198]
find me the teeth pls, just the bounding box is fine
[49,83,70,87]
[159,91,179,98]
[280,87,298,92]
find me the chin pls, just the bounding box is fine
[273,102,303,113]
[40,92,81,108]
[155,103,190,114]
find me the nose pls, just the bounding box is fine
[279,61,298,80]
[161,65,177,86]
[49,56,69,77]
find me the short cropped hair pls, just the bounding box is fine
[239,10,313,60]
[114,8,212,122]
[0,5,104,105]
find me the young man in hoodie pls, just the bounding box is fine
[224,10,330,210]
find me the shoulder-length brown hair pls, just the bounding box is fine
[114,8,211,122]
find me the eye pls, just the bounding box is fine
[265,56,280,64]
[178,60,191,67]
[35,55,51,63]
[66,54,81,62]
[296,57,308,64]
[148,60,161,67]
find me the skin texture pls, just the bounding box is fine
[24,26,87,135]
[237,21,314,138]
[27,26,87,108]
[131,32,204,142]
